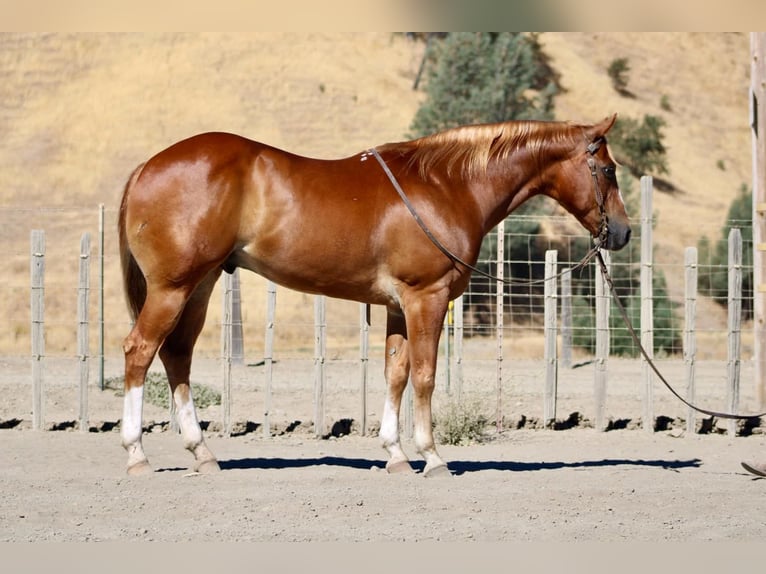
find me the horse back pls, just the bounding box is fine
[123,131,468,307]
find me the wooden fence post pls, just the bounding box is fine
[98,203,105,391]
[684,247,698,435]
[263,281,276,437]
[314,295,326,438]
[231,269,244,365]
[443,301,451,393]
[78,232,91,433]
[453,295,464,398]
[221,271,233,436]
[560,267,573,369]
[727,228,743,437]
[359,303,370,436]
[30,230,45,431]
[751,33,766,410]
[495,220,505,432]
[640,176,655,433]
[543,249,558,427]
[594,250,610,432]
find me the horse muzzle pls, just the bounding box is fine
[601,221,632,251]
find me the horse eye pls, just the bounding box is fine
[602,166,616,180]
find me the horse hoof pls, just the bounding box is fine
[126,460,153,476]
[195,459,221,474]
[386,460,414,474]
[423,463,452,478]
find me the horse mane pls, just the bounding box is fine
[382,120,585,180]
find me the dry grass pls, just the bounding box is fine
[0,33,753,358]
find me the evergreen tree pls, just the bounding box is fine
[408,33,680,356]
[609,115,669,179]
[697,184,754,319]
[409,32,558,138]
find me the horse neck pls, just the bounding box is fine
[470,143,570,233]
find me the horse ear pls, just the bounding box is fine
[590,114,617,139]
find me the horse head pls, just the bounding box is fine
[550,114,632,251]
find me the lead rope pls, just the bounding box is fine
[371,146,766,423]
[595,251,766,421]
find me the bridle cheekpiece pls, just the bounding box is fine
[586,137,610,249]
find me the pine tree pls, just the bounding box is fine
[407,33,680,356]
[409,32,558,138]
[609,115,669,179]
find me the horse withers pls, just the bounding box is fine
[118,115,630,477]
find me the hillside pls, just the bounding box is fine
[0,32,754,356]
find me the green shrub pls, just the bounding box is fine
[607,57,631,93]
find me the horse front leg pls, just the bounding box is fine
[405,293,451,478]
[380,310,413,473]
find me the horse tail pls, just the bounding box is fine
[118,162,147,321]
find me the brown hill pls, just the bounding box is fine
[0,33,753,357]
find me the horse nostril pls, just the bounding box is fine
[625,227,632,243]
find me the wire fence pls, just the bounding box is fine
[0,196,754,364]
[0,181,759,433]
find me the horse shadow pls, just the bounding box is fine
[216,456,702,475]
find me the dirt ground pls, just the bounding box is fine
[2,354,766,542]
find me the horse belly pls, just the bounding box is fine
[231,241,399,307]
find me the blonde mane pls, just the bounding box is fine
[386,120,584,180]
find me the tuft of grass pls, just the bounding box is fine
[434,395,488,446]
[104,372,221,410]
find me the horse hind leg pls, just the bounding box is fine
[122,286,191,476]
[158,271,222,474]
[380,311,414,474]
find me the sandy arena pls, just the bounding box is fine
[1,354,765,542]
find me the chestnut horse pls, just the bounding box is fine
[118,115,630,477]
